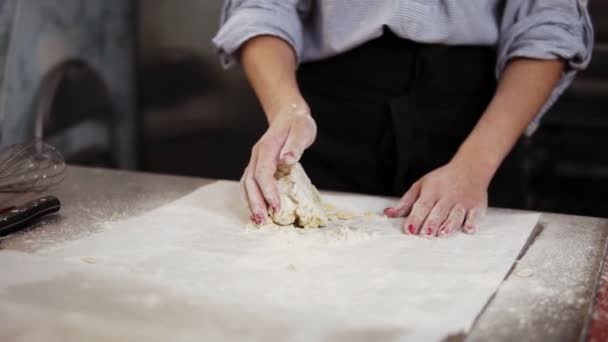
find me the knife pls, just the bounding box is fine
[0,196,61,237]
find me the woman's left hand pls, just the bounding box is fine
[381,58,567,238]
[384,160,489,238]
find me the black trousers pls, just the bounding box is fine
[297,31,526,209]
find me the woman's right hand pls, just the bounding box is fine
[241,103,317,224]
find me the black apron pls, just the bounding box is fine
[297,30,527,209]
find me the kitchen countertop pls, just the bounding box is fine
[1,165,607,341]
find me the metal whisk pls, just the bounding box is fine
[0,140,66,193]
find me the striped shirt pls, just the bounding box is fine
[212,0,594,133]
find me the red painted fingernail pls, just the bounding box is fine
[408,224,416,234]
[425,227,433,236]
[255,214,264,225]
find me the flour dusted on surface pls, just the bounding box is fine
[246,220,377,246]
[269,163,328,228]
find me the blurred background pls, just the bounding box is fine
[0,0,606,217]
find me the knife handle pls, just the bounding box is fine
[0,196,61,237]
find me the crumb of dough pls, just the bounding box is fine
[365,211,378,217]
[245,222,259,230]
[336,211,354,220]
[323,203,337,212]
[269,163,328,228]
[81,257,97,264]
[514,268,534,278]
[287,264,296,272]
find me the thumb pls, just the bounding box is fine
[279,115,317,165]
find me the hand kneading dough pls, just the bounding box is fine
[270,163,328,228]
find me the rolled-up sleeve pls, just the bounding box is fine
[212,0,310,68]
[497,0,594,134]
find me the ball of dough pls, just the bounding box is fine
[269,163,328,228]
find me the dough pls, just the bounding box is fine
[81,257,97,264]
[514,267,534,278]
[335,212,354,220]
[269,163,328,228]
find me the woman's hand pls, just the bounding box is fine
[383,59,565,237]
[241,104,317,224]
[238,36,316,224]
[384,159,489,238]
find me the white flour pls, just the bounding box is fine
[248,223,377,246]
[2,181,540,342]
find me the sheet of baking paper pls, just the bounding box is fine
[0,181,540,342]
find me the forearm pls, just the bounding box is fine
[240,35,307,123]
[452,58,565,186]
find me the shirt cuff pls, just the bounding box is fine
[496,6,594,135]
[212,6,303,69]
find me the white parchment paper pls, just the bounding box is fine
[0,181,540,341]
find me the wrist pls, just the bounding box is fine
[450,140,501,188]
[267,98,310,124]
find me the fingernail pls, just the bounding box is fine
[425,227,433,236]
[408,224,416,234]
[270,202,279,213]
[438,226,448,238]
[464,225,476,234]
[255,214,265,225]
[384,208,394,216]
[250,214,256,223]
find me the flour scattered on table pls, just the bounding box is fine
[246,220,377,245]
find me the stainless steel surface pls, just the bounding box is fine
[1,165,607,340]
[468,213,608,341]
[0,165,213,252]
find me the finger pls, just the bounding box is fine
[279,115,316,165]
[254,142,281,212]
[420,200,451,238]
[384,182,421,218]
[239,170,252,213]
[463,207,486,234]
[437,205,466,238]
[403,197,436,235]
[244,159,268,225]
